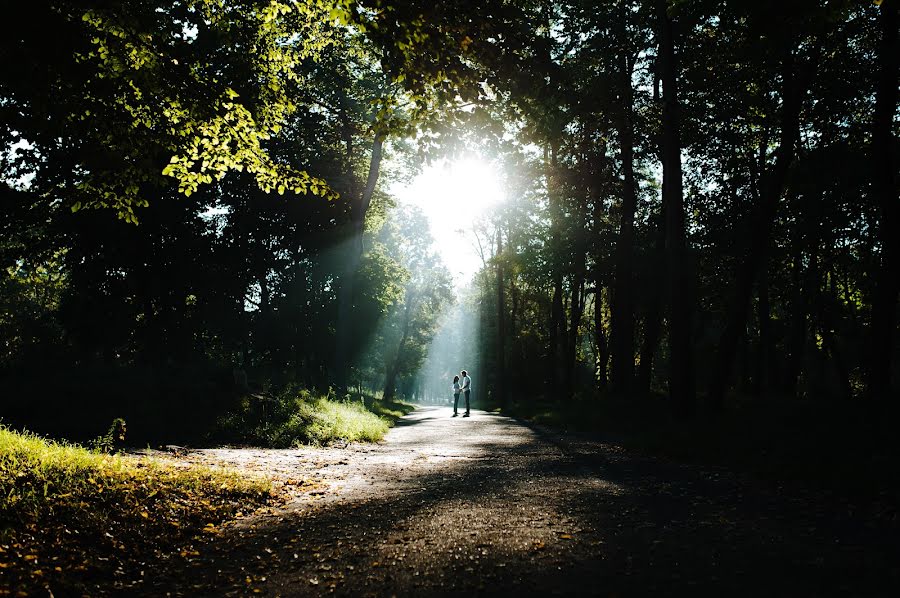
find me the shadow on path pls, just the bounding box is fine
[145,407,900,597]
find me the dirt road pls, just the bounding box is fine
[145,406,898,596]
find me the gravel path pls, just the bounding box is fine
[146,406,899,597]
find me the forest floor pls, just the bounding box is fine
[135,406,897,597]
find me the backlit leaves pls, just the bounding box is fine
[59,1,349,220]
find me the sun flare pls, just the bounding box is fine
[392,157,505,279]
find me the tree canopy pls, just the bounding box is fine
[1,0,897,442]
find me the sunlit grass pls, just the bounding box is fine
[216,390,416,447]
[0,426,269,516]
[0,425,272,594]
[364,395,416,422]
[286,398,390,445]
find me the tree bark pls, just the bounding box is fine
[610,18,638,396]
[547,143,568,400]
[334,132,385,391]
[637,211,667,394]
[753,258,772,398]
[867,0,899,401]
[588,149,609,391]
[567,264,586,399]
[496,228,507,407]
[783,237,812,396]
[821,269,853,402]
[594,288,609,389]
[657,0,695,415]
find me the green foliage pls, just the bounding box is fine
[286,398,388,445]
[4,0,346,222]
[215,388,410,447]
[361,206,454,398]
[0,251,67,367]
[88,418,128,454]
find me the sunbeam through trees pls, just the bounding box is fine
[1,0,899,595]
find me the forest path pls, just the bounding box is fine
[147,406,897,596]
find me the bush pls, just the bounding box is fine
[214,387,412,447]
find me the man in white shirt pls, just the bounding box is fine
[460,370,471,417]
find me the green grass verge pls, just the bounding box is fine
[215,389,415,447]
[279,398,389,445]
[0,426,273,595]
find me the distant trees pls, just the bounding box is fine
[373,208,453,400]
[456,0,898,409]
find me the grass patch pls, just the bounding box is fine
[0,426,273,596]
[362,394,416,422]
[282,398,389,445]
[215,388,415,447]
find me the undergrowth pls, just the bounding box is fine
[0,426,273,595]
[215,387,414,447]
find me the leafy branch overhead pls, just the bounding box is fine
[72,1,349,218]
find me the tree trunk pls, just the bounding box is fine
[867,0,899,401]
[383,291,414,400]
[610,12,637,396]
[552,283,568,399]
[589,149,609,391]
[737,324,751,393]
[783,242,809,396]
[637,211,667,394]
[547,143,568,400]
[753,258,772,398]
[567,265,586,399]
[510,272,522,397]
[708,39,802,411]
[821,269,854,401]
[594,288,609,389]
[657,0,695,415]
[335,132,385,391]
[496,228,507,407]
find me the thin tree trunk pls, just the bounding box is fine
[496,228,507,407]
[611,10,637,396]
[637,211,667,394]
[867,0,899,401]
[657,0,695,415]
[821,269,853,401]
[595,288,609,389]
[335,132,385,390]
[510,274,520,340]
[510,271,521,396]
[567,265,586,399]
[737,325,751,393]
[589,149,609,392]
[754,258,772,398]
[783,242,808,396]
[547,143,568,400]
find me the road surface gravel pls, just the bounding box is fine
[145,406,899,597]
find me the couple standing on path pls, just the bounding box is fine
[451,370,471,417]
